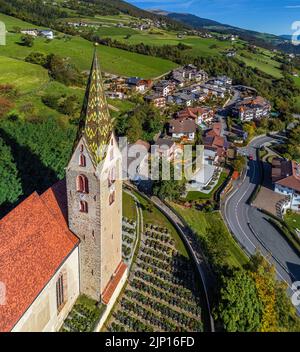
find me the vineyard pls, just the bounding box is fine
[106,223,203,332]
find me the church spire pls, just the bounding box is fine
[80,46,113,165]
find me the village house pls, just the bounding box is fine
[232,96,271,122]
[39,30,54,40]
[106,91,126,100]
[171,65,208,86]
[210,76,233,87]
[176,107,215,126]
[153,138,177,161]
[144,94,166,108]
[109,77,128,94]
[200,84,226,99]
[20,29,39,36]
[167,92,195,106]
[272,158,300,211]
[203,123,230,160]
[168,119,197,141]
[136,79,153,93]
[21,29,54,39]
[153,80,176,97]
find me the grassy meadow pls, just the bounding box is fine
[171,203,249,268]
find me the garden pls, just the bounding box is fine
[60,295,105,332]
[106,223,203,332]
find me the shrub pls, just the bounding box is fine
[0,97,13,117]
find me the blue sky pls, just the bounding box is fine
[127,0,300,35]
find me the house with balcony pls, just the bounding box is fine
[144,93,166,108]
[232,96,271,122]
[153,80,176,97]
[272,158,300,211]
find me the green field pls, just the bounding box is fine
[0,56,48,92]
[0,13,178,78]
[0,12,46,31]
[92,27,239,58]
[171,203,248,268]
[123,191,137,221]
[237,49,282,78]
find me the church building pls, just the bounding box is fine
[0,50,127,332]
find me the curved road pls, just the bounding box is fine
[223,136,300,295]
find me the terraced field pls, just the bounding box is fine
[106,223,203,332]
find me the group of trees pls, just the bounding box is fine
[0,138,22,213]
[152,161,186,201]
[0,0,68,27]
[84,35,191,64]
[216,253,300,332]
[116,100,165,143]
[26,52,85,86]
[20,34,35,47]
[274,124,300,161]
[42,93,81,116]
[0,118,76,215]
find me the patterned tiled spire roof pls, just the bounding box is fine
[80,48,113,165]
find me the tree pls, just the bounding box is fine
[243,122,255,141]
[153,161,185,201]
[0,97,13,118]
[231,155,246,173]
[20,34,34,47]
[0,138,22,208]
[248,252,300,332]
[217,269,262,332]
[25,51,48,66]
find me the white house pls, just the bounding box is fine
[39,30,54,40]
[20,29,39,37]
[272,158,300,211]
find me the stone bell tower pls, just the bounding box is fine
[66,48,123,302]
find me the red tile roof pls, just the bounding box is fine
[102,261,127,305]
[206,123,221,137]
[169,119,197,134]
[0,180,79,332]
[177,107,213,121]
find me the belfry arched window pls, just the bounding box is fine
[76,175,89,193]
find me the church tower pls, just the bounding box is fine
[66,49,123,302]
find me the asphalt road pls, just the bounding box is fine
[223,135,300,295]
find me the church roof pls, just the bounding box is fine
[0,180,79,332]
[79,48,113,165]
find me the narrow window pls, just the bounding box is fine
[80,201,88,213]
[109,191,116,206]
[56,273,66,311]
[108,167,116,187]
[80,144,84,152]
[79,154,86,167]
[76,175,89,193]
